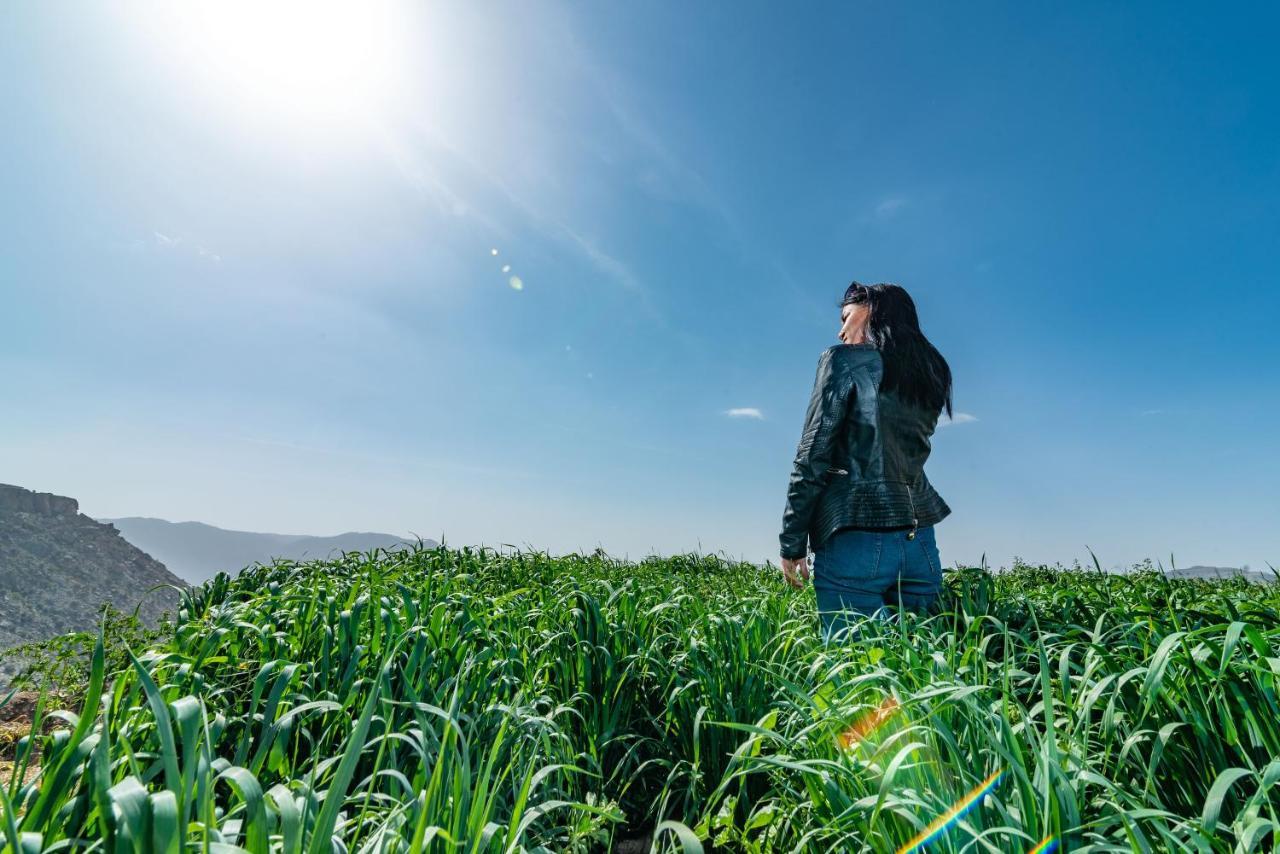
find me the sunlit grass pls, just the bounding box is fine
[2,544,1278,852]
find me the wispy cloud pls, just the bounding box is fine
[557,223,642,292]
[939,412,978,427]
[390,5,734,310]
[379,130,500,229]
[535,5,738,236]
[594,83,739,234]
[1140,408,1165,416]
[852,195,912,227]
[875,196,908,218]
[725,407,764,420]
[399,122,653,308]
[152,230,221,262]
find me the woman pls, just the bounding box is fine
[778,281,953,642]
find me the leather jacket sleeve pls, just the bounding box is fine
[780,346,854,560]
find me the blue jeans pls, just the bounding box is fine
[812,525,943,642]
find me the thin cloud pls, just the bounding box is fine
[875,196,908,218]
[547,9,740,236]
[725,407,764,420]
[380,131,497,228]
[598,87,739,234]
[853,195,911,227]
[398,8,733,305]
[152,230,221,263]
[403,123,653,308]
[558,224,642,292]
[939,412,978,427]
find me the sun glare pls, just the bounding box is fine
[147,0,409,129]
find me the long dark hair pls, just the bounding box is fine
[840,281,953,419]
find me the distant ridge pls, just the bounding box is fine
[103,517,431,584]
[1162,564,1274,584]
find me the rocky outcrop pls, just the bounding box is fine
[0,485,79,518]
[0,484,188,684]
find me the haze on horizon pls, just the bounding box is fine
[2,1,1277,571]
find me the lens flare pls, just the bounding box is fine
[895,768,1004,854]
[837,695,900,749]
[1028,835,1059,854]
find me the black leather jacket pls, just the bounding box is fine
[779,343,950,560]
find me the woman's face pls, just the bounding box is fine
[839,303,869,345]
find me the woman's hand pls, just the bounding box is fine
[781,555,811,589]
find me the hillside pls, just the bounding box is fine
[1164,563,1274,583]
[0,484,185,677]
[102,517,428,584]
[3,544,1278,851]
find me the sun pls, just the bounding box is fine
[144,0,410,129]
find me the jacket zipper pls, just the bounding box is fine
[906,484,919,540]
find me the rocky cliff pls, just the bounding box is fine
[0,485,187,675]
[0,487,80,517]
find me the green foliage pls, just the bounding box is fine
[1,603,167,697]
[1,544,1278,852]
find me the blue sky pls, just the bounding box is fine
[2,2,1277,571]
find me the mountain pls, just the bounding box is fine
[0,484,186,675]
[103,517,429,584]
[1164,564,1274,584]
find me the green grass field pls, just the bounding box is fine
[3,544,1279,852]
